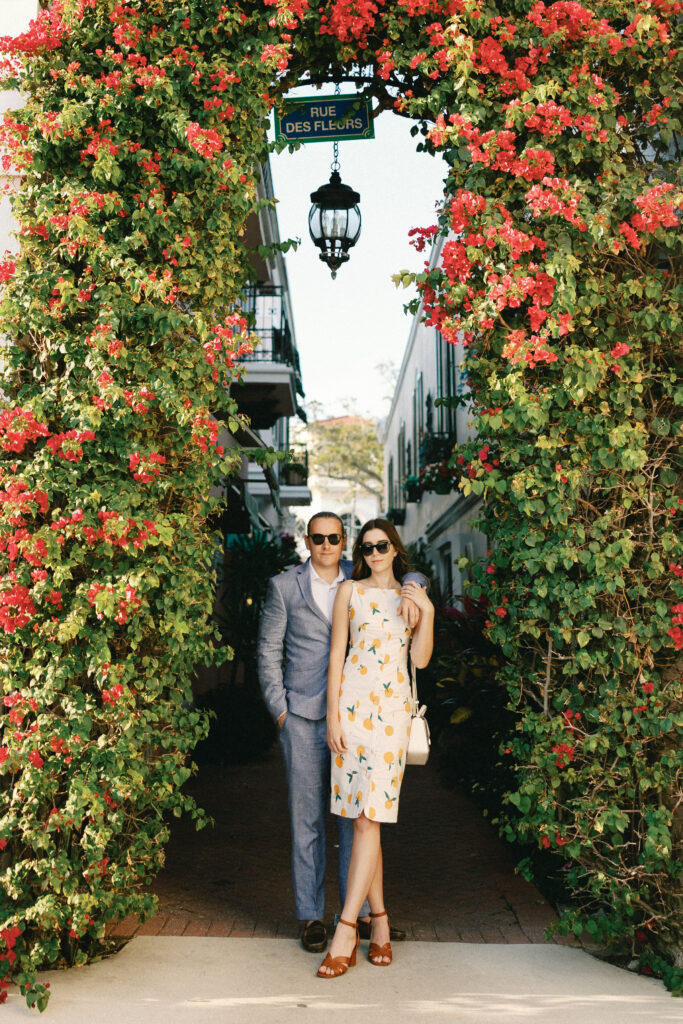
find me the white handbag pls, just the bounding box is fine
[406,660,431,765]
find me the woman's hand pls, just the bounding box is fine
[400,580,434,618]
[327,714,348,755]
[398,595,420,628]
[404,581,435,669]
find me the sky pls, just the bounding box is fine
[269,102,447,421]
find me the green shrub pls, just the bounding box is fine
[195,532,299,765]
[423,598,510,798]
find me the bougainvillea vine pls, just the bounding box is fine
[0,0,681,1009]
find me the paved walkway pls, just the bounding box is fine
[6,938,675,1024]
[9,748,674,1020]
[110,745,560,944]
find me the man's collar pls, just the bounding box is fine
[309,560,344,585]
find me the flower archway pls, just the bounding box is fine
[0,0,680,1008]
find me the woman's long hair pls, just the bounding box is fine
[351,518,411,581]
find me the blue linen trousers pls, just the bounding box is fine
[278,710,368,921]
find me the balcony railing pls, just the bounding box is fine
[241,284,301,376]
[231,284,303,429]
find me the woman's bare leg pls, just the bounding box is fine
[319,813,380,974]
[366,842,384,911]
[366,844,390,962]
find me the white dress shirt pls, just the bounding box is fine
[309,561,345,621]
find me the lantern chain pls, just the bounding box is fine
[331,82,341,173]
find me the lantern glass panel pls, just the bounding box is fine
[309,205,361,245]
[345,205,361,243]
[308,206,322,241]
[323,207,348,240]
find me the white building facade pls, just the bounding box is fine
[383,236,487,601]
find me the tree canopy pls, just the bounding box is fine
[305,411,384,502]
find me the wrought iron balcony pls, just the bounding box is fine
[231,284,303,430]
[240,285,301,371]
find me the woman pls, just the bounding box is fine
[317,518,434,977]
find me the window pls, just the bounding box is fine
[464,542,475,584]
[413,373,424,471]
[411,388,417,472]
[435,331,458,440]
[439,542,453,602]
[397,423,406,509]
[387,456,394,513]
[425,391,433,434]
[341,513,362,557]
[275,416,288,451]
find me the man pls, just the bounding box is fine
[257,511,426,952]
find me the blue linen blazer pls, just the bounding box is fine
[257,558,426,723]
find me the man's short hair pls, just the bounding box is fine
[307,511,344,535]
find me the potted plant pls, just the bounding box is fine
[282,461,307,486]
[403,474,421,502]
[387,506,406,525]
[419,460,457,495]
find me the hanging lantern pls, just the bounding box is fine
[308,169,362,280]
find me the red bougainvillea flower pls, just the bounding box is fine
[45,430,96,462]
[0,408,50,453]
[185,122,224,158]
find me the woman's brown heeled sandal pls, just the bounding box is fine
[316,918,359,978]
[368,909,393,966]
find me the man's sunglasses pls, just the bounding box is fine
[360,541,391,556]
[308,533,343,545]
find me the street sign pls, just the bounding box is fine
[274,94,375,145]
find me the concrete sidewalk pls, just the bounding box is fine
[4,937,675,1023]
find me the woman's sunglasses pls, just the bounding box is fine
[360,541,391,556]
[308,533,343,545]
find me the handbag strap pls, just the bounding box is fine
[409,656,419,714]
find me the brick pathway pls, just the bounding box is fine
[110,746,561,944]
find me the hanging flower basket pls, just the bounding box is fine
[419,460,458,495]
[282,462,308,486]
[403,475,421,502]
[387,507,406,525]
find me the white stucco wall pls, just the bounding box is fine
[0,3,38,388]
[0,0,37,36]
[0,3,39,257]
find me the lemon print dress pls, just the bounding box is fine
[330,581,412,824]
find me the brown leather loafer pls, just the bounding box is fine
[301,919,328,952]
[357,918,406,942]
